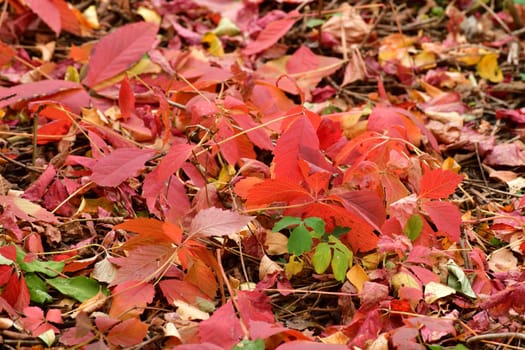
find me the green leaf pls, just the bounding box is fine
[232,339,265,350]
[25,273,53,304]
[514,0,525,5]
[288,225,313,256]
[452,344,469,350]
[331,226,350,239]
[447,259,476,298]
[38,329,56,347]
[303,217,325,235]
[312,243,331,274]
[16,246,64,277]
[403,214,423,241]
[47,276,101,302]
[331,249,349,282]
[272,216,302,232]
[306,18,325,28]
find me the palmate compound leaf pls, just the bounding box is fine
[188,207,254,240]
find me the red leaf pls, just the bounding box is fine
[0,41,16,66]
[237,290,275,324]
[110,244,176,286]
[0,80,83,109]
[189,207,254,239]
[90,148,155,187]
[273,115,320,182]
[421,200,461,242]
[276,341,348,350]
[23,165,56,201]
[109,281,154,319]
[142,143,194,215]
[118,75,135,121]
[230,113,273,150]
[198,301,244,349]
[243,11,299,55]
[115,217,182,245]
[159,279,211,305]
[25,0,61,34]
[245,178,312,210]
[107,317,148,347]
[419,169,462,199]
[82,22,158,88]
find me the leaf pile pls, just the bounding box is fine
[1,0,525,349]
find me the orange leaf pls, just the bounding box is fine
[114,217,182,245]
[419,169,463,199]
[107,317,148,347]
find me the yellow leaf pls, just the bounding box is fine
[137,6,161,25]
[477,53,503,83]
[82,5,99,30]
[285,255,303,279]
[202,32,224,57]
[414,50,436,70]
[391,271,420,294]
[442,157,461,173]
[346,264,369,292]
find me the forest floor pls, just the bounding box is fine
[1,0,525,349]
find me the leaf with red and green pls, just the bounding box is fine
[82,21,159,88]
[188,207,254,240]
[418,168,463,199]
[90,148,155,187]
[109,281,155,319]
[243,10,300,56]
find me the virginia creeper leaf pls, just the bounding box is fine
[189,207,254,239]
[90,148,155,187]
[82,22,159,88]
[331,248,348,282]
[312,243,331,274]
[403,214,423,241]
[115,218,183,245]
[421,200,461,242]
[419,169,462,199]
[25,273,53,304]
[118,75,135,120]
[0,80,83,109]
[272,216,302,232]
[0,40,16,66]
[198,301,244,349]
[245,178,311,209]
[303,217,325,235]
[25,0,61,35]
[107,317,148,347]
[243,11,299,55]
[109,281,154,319]
[288,225,312,256]
[46,276,100,302]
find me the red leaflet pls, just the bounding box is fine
[0,80,83,109]
[82,22,159,88]
[106,317,148,347]
[114,217,183,245]
[90,148,155,187]
[0,41,16,66]
[245,178,312,209]
[243,11,300,56]
[25,0,61,34]
[421,200,461,242]
[189,207,254,239]
[198,301,244,349]
[118,75,135,121]
[419,169,463,199]
[109,281,154,319]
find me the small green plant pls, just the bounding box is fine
[272,216,353,282]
